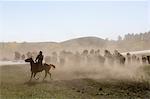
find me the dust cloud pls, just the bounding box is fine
[50,55,147,82]
[1,48,149,82]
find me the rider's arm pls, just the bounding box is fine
[35,55,39,61]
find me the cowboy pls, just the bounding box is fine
[147,56,150,64]
[35,51,44,66]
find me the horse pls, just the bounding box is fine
[25,57,56,81]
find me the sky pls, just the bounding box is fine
[0,0,149,42]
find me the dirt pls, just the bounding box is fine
[0,64,150,99]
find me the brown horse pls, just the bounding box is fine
[25,58,55,81]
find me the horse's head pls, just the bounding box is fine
[25,58,33,63]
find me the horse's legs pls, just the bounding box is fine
[48,72,52,80]
[33,72,39,80]
[29,72,33,81]
[43,71,47,81]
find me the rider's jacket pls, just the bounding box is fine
[35,54,43,65]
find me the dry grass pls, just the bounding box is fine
[0,64,150,99]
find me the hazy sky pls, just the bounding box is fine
[0,0,149,42]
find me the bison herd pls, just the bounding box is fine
[43,49,150,67]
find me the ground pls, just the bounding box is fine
[0,64,150,99]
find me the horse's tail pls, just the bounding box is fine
[44,63,55,68]
[50,64,56,69]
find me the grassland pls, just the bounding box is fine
[0,64,150,99]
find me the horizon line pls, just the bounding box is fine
[0,36,107,43]
[0,30,149,43]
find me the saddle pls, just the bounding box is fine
[35,62,43,71]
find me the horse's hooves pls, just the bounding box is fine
[42,80,46,82]
[42,80,49,83]
[35,78,39,80]
[28,80,32,82]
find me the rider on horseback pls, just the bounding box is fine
[35,51,44,66]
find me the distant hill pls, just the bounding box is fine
[61,36,106,46]
[0,37,107,60]
[60,36,107,51]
